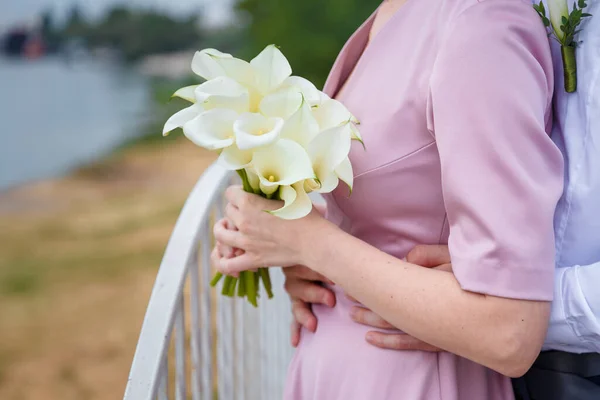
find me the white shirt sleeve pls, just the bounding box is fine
[544,262,600,353]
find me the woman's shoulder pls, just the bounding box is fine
[433,0,547,43]
[438,0,540,26]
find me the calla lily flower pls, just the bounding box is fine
[162,103,204,136]
[251,138,315,199]
[548,0,569,40]
[273,182,314,220]
[334,157,354,192]
[279,98,320,147]
[194,77,250,114]
[170,45,322,130]
[312,94,363,144]
[164,76,251,136]
[233,112,284,150]
[306,124,353,193]
[280,76,321,106]
[218,144,253,170]
[245,168,261,192]
[259,87,304,119]
[250,45,293,95]
[182,109,237,150]
[171,85,198,103]
[191,48,233,81]
[181,108,253,170]
[175,49,249,104]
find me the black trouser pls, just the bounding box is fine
[512,351,600,400]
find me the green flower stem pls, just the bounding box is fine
[245,271,258,307]
[259,268,273,299]
[236,169,253,193]
[221,275,233,296]
[237,272,247,297]
[254,272,259,295]
[210,272,223,287]
[228,277,238,297]
[561,45,577,93]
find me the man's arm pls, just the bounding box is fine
[545,262,600,353]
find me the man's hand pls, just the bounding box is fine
[350,244,452,351]
[283,265,335,347]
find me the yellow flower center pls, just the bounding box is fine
[256,128,267,136]
[268,175,275,182]
[304,178,321,193]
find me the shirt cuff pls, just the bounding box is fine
[543,268,578,351]
[543,267,597,353]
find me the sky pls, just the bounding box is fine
[0,0,235,30]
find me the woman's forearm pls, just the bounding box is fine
[302,222,550,377]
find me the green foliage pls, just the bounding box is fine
[235,0,381,88]
[62,4,88,38]
[57,5,203,61]
[533,2,551,27]
[534,0,592,47]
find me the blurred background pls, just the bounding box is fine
[0,0,379,398]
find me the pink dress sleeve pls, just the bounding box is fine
[428,0,564,301]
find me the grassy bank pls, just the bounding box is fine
[0,80,215,400]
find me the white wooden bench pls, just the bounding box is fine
[123,163,294,400]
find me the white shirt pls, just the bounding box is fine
[543,0,600,353]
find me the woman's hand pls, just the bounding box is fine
[213,186,330,274]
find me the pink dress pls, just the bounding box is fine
[284,0,565,399]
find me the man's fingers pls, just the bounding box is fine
[350,306,395,329]
[406,245,451,268]
[290,320,301,347]
[365,332,442,352]
[291,300,317,332]
[284,265,333,284]
[345,293,359,303]
[433,263,453,273]
[284,279,335,307]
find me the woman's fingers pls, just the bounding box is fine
[365,332,442,352]
[214,220,245,250]
[210,246,221,267]
[284,278,336,307]
[225,203,243,229]
[218,252,268,274]
[350,306,395,329]
[225,185,246,207]
[291,299,317,332]
[225,185,283,212]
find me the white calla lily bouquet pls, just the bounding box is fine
[163,45,362,306]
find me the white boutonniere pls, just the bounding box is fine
[534,0,593,92]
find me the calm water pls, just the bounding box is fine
[0,56,152,191]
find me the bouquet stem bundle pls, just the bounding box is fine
[209,170,274,307]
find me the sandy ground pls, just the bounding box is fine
[0,138,216,400]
